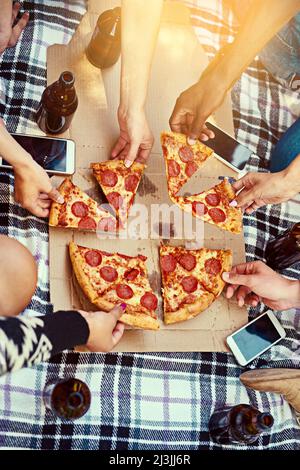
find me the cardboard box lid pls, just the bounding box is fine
[48,0,247,352]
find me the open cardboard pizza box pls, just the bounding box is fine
[48,0,247,352]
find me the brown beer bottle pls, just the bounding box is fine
[265,223,300,271]
[209,404,274,445]
[86,7,121,69]
[43,378,91,420]
[36,71,78,135]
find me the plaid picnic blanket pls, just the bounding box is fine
[0,0,300,450]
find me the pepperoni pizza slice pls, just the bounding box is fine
[91,160,144,227]
[161,131,213,196]
[49,178,117,232]
[160,244,232,325]
[69,241,160,330]
[171,179,242,234]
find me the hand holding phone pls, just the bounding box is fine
[0,133,75,176]
[227,311,286,366]
[205,122,252,173]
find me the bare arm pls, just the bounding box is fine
[170,0,300,140]
[218,0,300,90]
[111,0,163,166]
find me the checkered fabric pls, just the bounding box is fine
[0,0,300,450]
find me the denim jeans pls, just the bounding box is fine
[270,117,300,172]
[259,14,300,90]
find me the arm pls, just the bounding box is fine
[0,305,125,376]
[111,0,163,166]
[0,1,29,55]
[170,0,300,141]
[232,154,300,213]
[0,120,63,217]
[222,260,300,311]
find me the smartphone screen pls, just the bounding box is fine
[1,134,72,173]
[205,122,252,171]
[231,313,282,363]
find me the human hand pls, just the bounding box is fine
[14,158,64,218]
[79,303,126,352]
[169,68,228,142]
[222,260,300,311]
[111,108,154,168]
[231,171,299,214]
[0,1,29,55]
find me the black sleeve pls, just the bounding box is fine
[0,311,90,377]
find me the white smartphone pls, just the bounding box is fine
[227,311,286,366]
[0,133,76,176]
[205,122,253,174]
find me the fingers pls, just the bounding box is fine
[235,285,252,307]
[11,2,21,23]
[9,12,29,48]
[109,303,127,323]
[124,141,140,168]
[232,174,249,192]
[188,113,207,141]
[137,146,152,162]
[112,322,125,347]
[38,198,51,209]
[169,100,186,134]
[222,270,253,288]
[48,187,64,204]
[111,137,127,159]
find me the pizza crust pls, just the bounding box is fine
[69,241,160,330]
[69,241,99,304]
[49,178,72,226]
[164,292,215,325]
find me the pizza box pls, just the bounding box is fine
[47,0,247,352]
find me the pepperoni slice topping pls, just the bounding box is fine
[178,253,196,272]
[179,146,194,163]
[140,292,158,311]
[205,258,222,275]
[192,201,208,216]
[116,284,134,299]
[205,193,221,207]
[167,160,180,177]
[160,254,177,272]
[71,201,88,218]
[98,217,117,232]
[85,250,102,267]
[78,216,97,230]
[181,276,198,293]
[100,266,118,283]
[125,174,139,192]
[124,268,139,282]
[208,207,226,223]
[185,161,198,177]
[100,169,118,187]
[107,192,124,210]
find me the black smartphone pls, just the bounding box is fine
[205,122,253,173]
[0,133,76,175]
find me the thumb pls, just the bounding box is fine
[222,271,253,287]
[48,187,64,204]
[124,141,139,168]
[109,303,127,323]
[189,113,206,140]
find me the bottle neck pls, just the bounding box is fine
[244,411,274,435]
[59,71,75,89]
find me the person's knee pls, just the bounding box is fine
[0,235,37,317]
